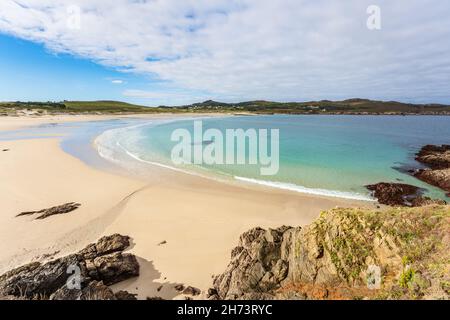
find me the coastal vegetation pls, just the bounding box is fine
[1,98,450,115]
[176,99,450,115]
[210,205,450,300]
[0,100,171,115]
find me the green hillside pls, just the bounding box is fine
[0,100,171,115]
[1,98,449,115]
[177,98,450,115]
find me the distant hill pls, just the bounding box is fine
[1,99,449,115]
[0,100,171,115]
[176,98,450,115]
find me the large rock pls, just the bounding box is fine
[415,145,450,170]
[413,145,450,196]
[16,202,81,219]
[365,182,446,207]
[414,169,450,194]
[85,252,139,285]
[0,234,139,299]
[212,206,450,300]
[212,226,292,300]
[50,281,117,300]
[366,183,422,206]
[212,208,410,300]
[0,255,79,298]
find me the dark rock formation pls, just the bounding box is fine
[50,281,117,300]
[212,226,291,300]
[415,145,450,170]
[16,202,81,219]
[114,290,138,300]
[0,234,139,300]
[174,284,184,292]
[182,286,201,296]
[414,169,450,195]
[366,183,419,206]
[366,182,446,207]
[413,145,450,197]
[410,194,447,207]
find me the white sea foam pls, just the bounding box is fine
[115,141,194,175]
[94,116,221,178]
[234,176,374,201]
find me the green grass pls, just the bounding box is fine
[178,98,450,114]
[1,98,450,115]
[0,100,173,114]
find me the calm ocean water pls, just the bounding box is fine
[95,115,450,201]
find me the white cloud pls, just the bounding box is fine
[0,0,450,104]
[111,79,123,84]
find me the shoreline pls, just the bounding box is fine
[0,114,373,299]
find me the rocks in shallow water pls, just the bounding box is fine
[415,145,450,170]
[413,145,450,196]
[0,234,139,300]
[410,195,446,207]
[16,202,81,219]
[366,183,422,206]
[414,169,450,194]
[365,182,445,206]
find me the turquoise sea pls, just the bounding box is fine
[95,115,450,201]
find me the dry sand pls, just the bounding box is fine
[0,115,371,299]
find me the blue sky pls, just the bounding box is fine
[0,34,135,102]
[0,0,450,105]
[0,34,205,106]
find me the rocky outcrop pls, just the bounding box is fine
[413,145,450,197]
[16,202,81,219]
[50,281,117,300]
[114,290,138,300]
[415,145,450,170]
[212,226,290,300]
[365,182,445,206]
[415,169,450,196]
[211,206,450,300]
[182,286,201,296]
[0,234,139,300]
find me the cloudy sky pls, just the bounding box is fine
[0,0,449,106]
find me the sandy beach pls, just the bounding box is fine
[0,115,371,299]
